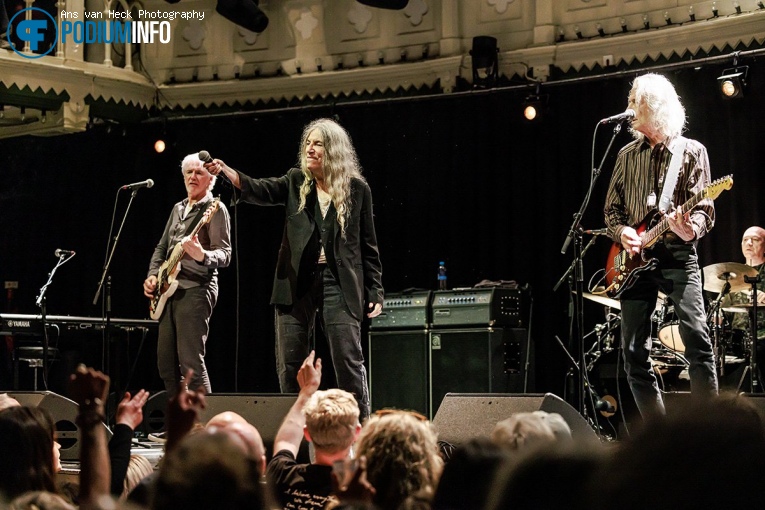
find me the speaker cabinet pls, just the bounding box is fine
[432,393,598,445]
[430,328,533,417]
[201,394,298,458]
[9,391,112,461]
[369,329,429,417]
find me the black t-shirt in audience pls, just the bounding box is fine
[266,449,337,510]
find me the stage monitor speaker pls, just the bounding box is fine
[8,391,112,461]
[430,328,533,417]
[201,394,298,458]
[432,393,599,445]
[139,390,169,436]
[369,329,430,417]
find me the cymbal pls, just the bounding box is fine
[580,287,665,311]
[702,262,758,293]
[722,303,763,313]
[582,291,621,310]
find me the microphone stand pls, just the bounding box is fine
[93,188,140,422]
[558,122,624,417]
[35,252,75,390]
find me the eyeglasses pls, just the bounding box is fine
[373,408,428,422]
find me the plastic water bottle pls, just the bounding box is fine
[438,261,447,290]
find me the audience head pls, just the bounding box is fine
[490,411,557,453]
[431,436,510,510]
[8,491,76,510]
[589,392,765,509]
[485,445,605,510]
[205,411,266,475]
[355,410,443,510]
[151,429,265,510]
[122,454,154,500]
[0,406,59,500]
[303,389,360,454]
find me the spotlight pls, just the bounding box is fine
[717,67,747,99]
[642,14,650,29]
[154,139,166,153]
[664,11,672,25]
[620,18,628,32]
[470,36,499,89]
[574,25,583,39]
[521,90,548,122]
[712,2,718,17]
[215,0,269,33]
[689,6,696,21]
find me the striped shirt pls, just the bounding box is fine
[604,136,715,245]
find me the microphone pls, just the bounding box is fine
[121,179,154,190]
[55,249,75,257]
[584,228,609,235]
[198,150,213,164]
[599,109,636,124]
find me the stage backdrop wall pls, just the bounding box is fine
[1,62,762,398]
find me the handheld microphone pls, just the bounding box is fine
[599,109,636,124]
[584,228,609,235]
[55,249,75,257]
[198,150,213,163]
[121,179,154,190]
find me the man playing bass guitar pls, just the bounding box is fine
[603,73,718,418]
[143,153,231,397]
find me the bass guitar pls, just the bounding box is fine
[149,198,220,320]
[603,175,733,298]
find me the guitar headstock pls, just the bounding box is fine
[202,197,220,224]
[704,175,733,200]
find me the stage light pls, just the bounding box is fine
[154,139,166,153]
[620,18,628,32]
[642,14,650,29]
[664,11,672,25]
[215,0,269,33]
[712,1,718,17]
[521,89,548,122]
[470,36,499,89]
[574,25,583,39]
[717,67,747,99]
[689,6,696,21]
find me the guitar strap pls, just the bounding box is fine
[657,137,688,214]
[183,198,212,236]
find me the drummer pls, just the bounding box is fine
[720,226,765,364]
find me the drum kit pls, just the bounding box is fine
[582,261,761,389]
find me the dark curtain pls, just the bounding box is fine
[1,62,763,398]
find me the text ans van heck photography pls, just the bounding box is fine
[59,9,204,44]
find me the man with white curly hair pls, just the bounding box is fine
[604,73,718,418]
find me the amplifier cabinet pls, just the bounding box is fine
[431,288,526,328]
[430,328,533,417]
[370,291,431,330]
[368,329,430,417]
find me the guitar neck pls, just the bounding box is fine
[642,191,706,246]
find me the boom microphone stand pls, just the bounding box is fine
[558,120,625,416]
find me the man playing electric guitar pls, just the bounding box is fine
[603,73,718,418]
[143,153,231,397]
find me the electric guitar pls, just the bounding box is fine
[149,198,220,320]
[603,175,733,298]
